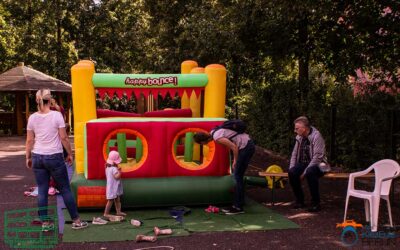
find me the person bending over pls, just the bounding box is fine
[194,126,255,215]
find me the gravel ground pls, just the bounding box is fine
[0,136,398,250]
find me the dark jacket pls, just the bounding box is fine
[289,126,327,173]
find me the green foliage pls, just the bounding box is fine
[0,2,17,72]
[157,93,181,110]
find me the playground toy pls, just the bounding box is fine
[70,60,235,208]
[265,165,285,189]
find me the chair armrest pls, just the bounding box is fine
[348,166,374,190]
[382,175,398,183]
[376,171,400,194]
[350,167,374,178]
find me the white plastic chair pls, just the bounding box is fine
[343,159,400,232]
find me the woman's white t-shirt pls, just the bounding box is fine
[27,111,65,155]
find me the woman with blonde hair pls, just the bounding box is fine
[26,88,88,230]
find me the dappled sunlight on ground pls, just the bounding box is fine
[288,212,318,220]
[1,174,25,181]
[263,201,292,207]
[0,150,25,158]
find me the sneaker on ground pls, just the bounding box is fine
[224,206,244,215]
[92,217,108,225]
[291,202,305,209]
[108,215,124,222]
[307,203,321,212]
[131,219,142,227]
[42,223,54,232]
[221,206,233,213]
[72,221,89,230]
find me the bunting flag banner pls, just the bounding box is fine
[176,88,186,98]
[149,91,157,101]
[96,88,105,99]
[158,88,170,99]
[193,87,202,99]
[96,87,204,100]
[141,89,151,99]
[114,89,122,98]
[132,88,141,98]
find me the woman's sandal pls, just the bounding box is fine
[72,221,89,230]
[108,215,124,222]
[42,222,54,232]
[136,235,157,242]
[154,227,173,236]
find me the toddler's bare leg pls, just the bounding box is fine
[104,199,114,217]
[115,196,126,216]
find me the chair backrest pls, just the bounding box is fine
[371,159,400,196]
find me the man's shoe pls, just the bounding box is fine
[224,206,244,215]
[292,202,305,209]
[221,206,232,213]
[307,204,321,212]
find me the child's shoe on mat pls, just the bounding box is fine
[92,217,108,225]
[154,227,172,236]
[130,219,142,227]
[136,235,157,242]
[108,215,124,222]
[42,222,54,232]
[72,221,89,230]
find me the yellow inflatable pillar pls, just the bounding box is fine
[204,64,226,118]
[189,67,204,161]
[189,67,204,118]
[71,60,96,175]
[181,60,198,109]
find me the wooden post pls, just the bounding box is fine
[65,94,71,124]
[58,95,63,109]
[25,92,30,124]
[330,105,337,162]
[137,93,145,114]
[16,92,24,135]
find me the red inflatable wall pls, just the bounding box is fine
[97,109,141,118]
[85,120,230,180]
[143,109,192,117]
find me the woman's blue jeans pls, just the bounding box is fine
[233,140,255,209]
[32,153,79,221]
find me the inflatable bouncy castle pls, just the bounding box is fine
[70,60,233,208]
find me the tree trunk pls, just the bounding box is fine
[298,16,310,111]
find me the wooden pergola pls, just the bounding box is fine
[0,62,72,135]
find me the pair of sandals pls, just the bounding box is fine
[136,227,173,243]
[41,219,88,231]
[72,221,89,230]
